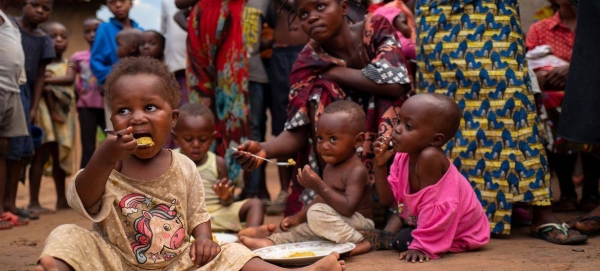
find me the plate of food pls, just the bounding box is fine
[252,241,356,266]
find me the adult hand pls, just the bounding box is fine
[373,136,395,167]
[399,249,430,263]
[280,215,302,231]
[189,238,221,267]
[231,141,266,171]
[545,65,569,89]
[297,165,323,191]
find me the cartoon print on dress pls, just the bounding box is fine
[119,194,186,264]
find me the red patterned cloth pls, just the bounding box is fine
[526,12,575,63]
[283,14,410,215]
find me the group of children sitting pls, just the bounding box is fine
[33,57,489,271]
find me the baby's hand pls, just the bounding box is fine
[280,215,301,231]
[98,127,137,164]
[373,136,395,167]
[189,238,221,267]
[297,165,323,191]
[231,141,265,171]
[399,249,430,263]
[212,178,233,200]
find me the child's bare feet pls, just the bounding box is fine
[299,252,345,271]
[348,239,371,256]
[34,256,60,271]
[239,236,275,250]
[238,224,276,238]
[50,112,65,124]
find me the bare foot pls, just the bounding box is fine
[50,112,65,124]
[238,224,276,238]
[28,205,55,215]
[348,239,371,256]
[239,236,274,250]
[299,252,345,271]
[35,256,60,271]
[55,200,70,211]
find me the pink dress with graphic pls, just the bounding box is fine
[388,152,490,259]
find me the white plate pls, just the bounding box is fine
[252,241,356,266]
[212,233,238,245]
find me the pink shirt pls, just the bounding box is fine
[388,153,490,259]
[71,50,103,109]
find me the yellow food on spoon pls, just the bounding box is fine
[136,137,154,147]
[287,158,296,166]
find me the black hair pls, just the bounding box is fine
[322,100,366,135]
[178,103,214,123]
[104,57,181,110]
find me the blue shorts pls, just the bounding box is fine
[8,85,34,160]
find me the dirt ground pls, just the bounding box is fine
[2,162,599,271]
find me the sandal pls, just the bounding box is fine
[0,211,29,227]
[14,208,39,220]
[0,220,12,230]
[532,222,588,245]
[573,216,600,236]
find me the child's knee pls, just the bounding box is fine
[307,203,334,219]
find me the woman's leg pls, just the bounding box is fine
[579,152,600,212]
[48,142,68,209]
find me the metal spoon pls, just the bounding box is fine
[231,147,293,166]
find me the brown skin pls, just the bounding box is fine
[393,12,411,39]
[17,0,52,123]
[274,0,310,46]
[173,114,266,229]
[373,97,449,263]
[297,0,409,97]
[43,23,74,124]
[241,112,372,256]
[83,19,101,47]
[139,31,164,60]
[534,0,576,90]
[106,0,133,26]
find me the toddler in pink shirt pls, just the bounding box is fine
[368,93,490,262]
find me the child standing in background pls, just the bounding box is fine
[139,30,165,60]
[91,0,142,130]
[11,0,56,217]
[0,0,29,230]
[173,103,270,238]
[115,28,142,59]
[369,94,491,262]
[72,17,104,169]
[161,0,188,105]
[29,22,76,216]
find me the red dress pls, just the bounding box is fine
[186,0,249,185]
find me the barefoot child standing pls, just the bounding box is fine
[240,101,374,256]
[368,93,490,263]
[29,21,76,215]
[172,103,270,238]
[35,57,346,271]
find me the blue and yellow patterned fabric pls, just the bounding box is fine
[414,0,551,235]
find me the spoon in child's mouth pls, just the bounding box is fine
[104,129,153,148]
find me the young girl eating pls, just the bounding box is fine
[34,57,345,271]
[369,93,490,263]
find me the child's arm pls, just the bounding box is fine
[401,147,454,262]
[373,136,396,206]
[189,222,220,267]
[29,60,50,123]
[213,156,234,207]
[175,0,197,9]
[297,164,367,217]
[174,8,190,31]
[44,65,75,85]
[75,127,137,209]
[323,67,409,98]
[90,24,113,85]
[279,195,325,231]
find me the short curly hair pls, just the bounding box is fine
[104,57,181,109]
